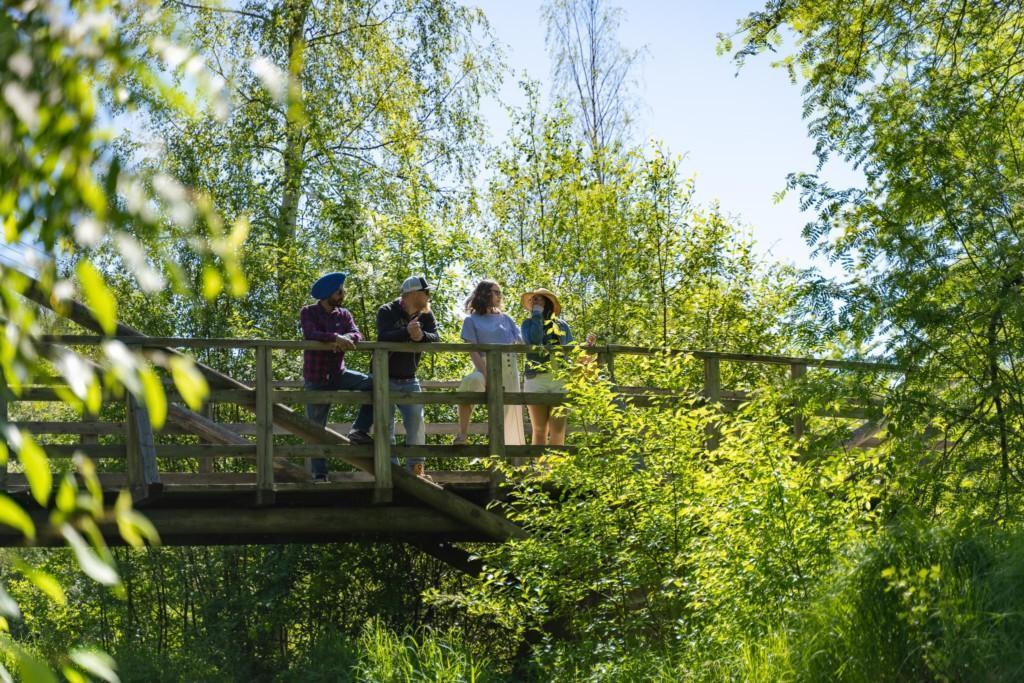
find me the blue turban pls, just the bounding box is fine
[310,272,347,300]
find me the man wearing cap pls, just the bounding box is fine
[300,271,374,481]
[376,275,439,479]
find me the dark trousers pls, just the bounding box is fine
[305,370,373,477]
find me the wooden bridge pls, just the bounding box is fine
[0,286,894,566]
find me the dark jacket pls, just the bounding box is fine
[376,299,439,379]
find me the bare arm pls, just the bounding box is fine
[469,351,486,374]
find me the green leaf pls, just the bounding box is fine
[60,667,87,683]
[55,473,77,514]
[139,367,167,430]
[61,524,120,587]
[76,260,117,335]
[116,508,160,549]
[169,355,208,411]
[14,648,57,683]
[0,495,35,540]
[69,649,119,683]
[18,435,51,507]
[201,265,223,300]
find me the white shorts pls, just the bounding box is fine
[524,372,566,394]
[456,355,525,446]
[458,370,486,392]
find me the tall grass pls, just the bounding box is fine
[737,519,1024,682]
[353,618,497,682]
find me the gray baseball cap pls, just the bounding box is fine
[400,275,433,294]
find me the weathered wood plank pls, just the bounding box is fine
[0,470,495,489]
[273,444,574,459]
[0,507,493,547]
[12,421,126,435]
[40,335,897,371]
[37,444,127,458]
[274,390,572,406]
[255,346,275,505]
[156,445,257,458]
[485,350,506,461]
[371,350,392,504]
[126,393,161,500]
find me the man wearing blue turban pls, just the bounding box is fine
[300,272,374,481]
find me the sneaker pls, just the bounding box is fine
[347,429,373,445]
[452,434,468,446]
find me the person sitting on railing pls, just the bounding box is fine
[300,271,374,482]
[453,279,526,448]
[376,275,439,480]
[519,287,597,447]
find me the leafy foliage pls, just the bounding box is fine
[726,0,1024,516]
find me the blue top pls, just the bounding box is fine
[521,311,574,377]
[460,312,523,345]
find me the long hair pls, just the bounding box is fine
[465,279,500,315]
[540,295,555,319]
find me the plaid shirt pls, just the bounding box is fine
[300,303,363,382]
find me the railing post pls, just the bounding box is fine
[372,349,392,504]
[199,401,215,474]
[485,349,507,497]
[0,369,7,492]
[702,356,721,450]
[790,362,807,441]
[80,407,99,449]
[598,348,616,385]
[485,349,506,460]
[255,345,275,505]
[126,392,161,501]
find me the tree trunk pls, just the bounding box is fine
[275,0,312,247]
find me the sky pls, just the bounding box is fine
[468,0,859,271]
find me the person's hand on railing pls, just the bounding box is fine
[333,333,357,352]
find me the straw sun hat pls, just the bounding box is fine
[520,287,561,316]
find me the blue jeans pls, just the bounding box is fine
[305,370,374,477]
[387,378,425,468]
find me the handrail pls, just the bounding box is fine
[37,335,898,372]
[4,333,897,506]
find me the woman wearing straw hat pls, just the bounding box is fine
[519,287,596,446]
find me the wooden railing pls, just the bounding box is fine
[3,336,896,504]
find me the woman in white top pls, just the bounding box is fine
[454,279,526,448]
